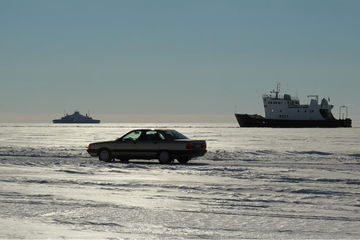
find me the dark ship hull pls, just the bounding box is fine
[235,114,352,128]
[53,111,100,124]
[53,119,100,124]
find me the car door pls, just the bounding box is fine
[133,130,164,159]
[112,130,143,159]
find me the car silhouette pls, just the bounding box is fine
[87,129,207,164]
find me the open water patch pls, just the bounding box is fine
[349,153,360,158]
[277,176,360,185]
[290,188,353,196]
[55,169,94,175]
[287,151,333,156]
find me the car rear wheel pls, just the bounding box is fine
[159,151,172,164]
[99,149,112,162]
[177,157,191,164]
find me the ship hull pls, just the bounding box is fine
[235,114,352,128]
[53,120,100,124]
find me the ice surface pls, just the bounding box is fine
[0,123,359,239]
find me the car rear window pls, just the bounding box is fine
[163,130,188,140]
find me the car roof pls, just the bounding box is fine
[130,129,175,131]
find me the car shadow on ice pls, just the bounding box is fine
[103,159,210,167]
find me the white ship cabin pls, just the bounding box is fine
[262,85,335,120]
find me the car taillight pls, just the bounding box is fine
[88,144,92,150]
[186,143,194,149]
[203,142,206,149]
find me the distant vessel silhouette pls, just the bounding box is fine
[235,84,352,128]
[53,111,100,124]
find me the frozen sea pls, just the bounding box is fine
[0,123,359,239]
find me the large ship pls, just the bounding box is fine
[53,111,100,124]
[235,84,351,128]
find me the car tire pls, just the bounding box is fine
[99,149,112,162]
[159,151,171,164]
[177,157,191,164]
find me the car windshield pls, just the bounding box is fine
[122,130,142,141]
[163,130,188,139]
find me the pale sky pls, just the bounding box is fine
[1,0,359,122]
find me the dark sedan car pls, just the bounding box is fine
[87,129,207,164]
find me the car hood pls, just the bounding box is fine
[173,139,205,142]
[90,140,115,145]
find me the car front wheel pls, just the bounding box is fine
[99,149,112,162]
[159,151,172,164]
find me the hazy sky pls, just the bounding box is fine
[1,0,359,122]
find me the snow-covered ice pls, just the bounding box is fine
[1,123,359,239]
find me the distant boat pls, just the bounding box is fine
[235,84,352,128]
[53,111,100,124]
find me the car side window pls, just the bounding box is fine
[122,131,142,141]
[141,130,165,141]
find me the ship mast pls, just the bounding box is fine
[270,83,281,99]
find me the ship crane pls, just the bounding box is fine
[307,95,319,103]
[339,105,349,119]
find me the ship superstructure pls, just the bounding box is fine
[263,84,335,121]
[53,111,100,124]
[235,84,351,128]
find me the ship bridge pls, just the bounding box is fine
[262,85,333,121]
